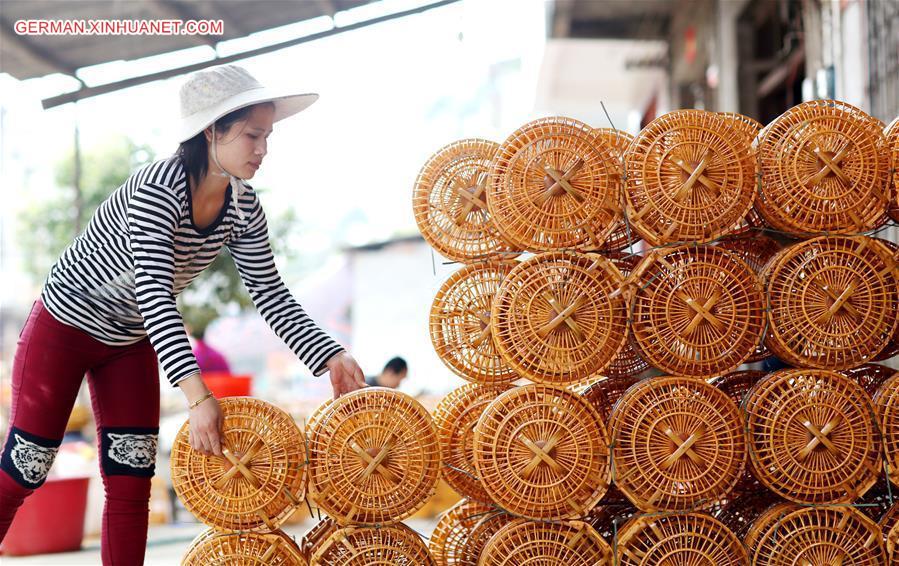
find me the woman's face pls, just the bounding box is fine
[205,104,275,180]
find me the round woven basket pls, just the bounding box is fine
[479,519,613,565]
[623,109,756,245]
[591,128,641,252]
[458,511,513,565]
[874,372,899,487]
[300,517,339,563]
[487,117,623,251]
[887,117,899,223]
[744,369,881,504]
[763,235,899,369]
[473,384,611,519]
[616,512,748,565]
[743,502,800,554]
[432,383,512,502]
[491,252,628,385]
[429,261,519,385]
[412,138,517,263]
[429,498,495,566]
[751,506,886,565]
[629,245,765,377]
[581,375,642,422]
[306,388,441,525]
[756,99,890,235]
[310,523,434,566]
[610,376,746,512]
[182,528,306,565]
[170,397,306,531]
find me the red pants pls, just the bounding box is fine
[0,300,159,565]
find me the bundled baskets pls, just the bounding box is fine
[182,528,306,565]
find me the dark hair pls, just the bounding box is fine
[383,357,407,375]
[175,102,274,187]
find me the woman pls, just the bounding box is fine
[0,64,365,564]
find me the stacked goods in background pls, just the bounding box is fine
[414,101,899,565]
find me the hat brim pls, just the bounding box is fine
[177,87,318,143]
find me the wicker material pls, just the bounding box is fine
[583,503,639,541]
[310,523,434,566]
[604,252,651,378]
[491,252,628,385]
[428,499,494,566]
[751,506,886,565]
[487,117,623,251]
[581,375,642,422]
[623,109,756,245]
[170,397,306,532]
[756,100,890,235]
[744,369,881,503]
[887,118,899,223]
[591,128,641,252]
[182,528,306,565]
[856,478,898,522]
[610,376,746,512]
[875,372,899,487]
[743,502,800,554]
[842,363,896,396]
[717,234,782,274]
[412,139,517,263]
[458,512,512,565]
[889,520,899,565]
[763,235,899,369]
[629,245,765,377]
[712,492,786,542]
[432,383,512,502]
[875,238,899,361]
[479,519,613,565]
[616,512,748,565]
[708,370,766,408]
[300,518,339,563]
[306,388,441,525]
[718,112,764,144]
[473,384,611,519]
[429,261,519,385]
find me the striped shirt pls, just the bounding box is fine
[41,155,344,386]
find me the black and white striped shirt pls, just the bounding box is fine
[41,155,344,386]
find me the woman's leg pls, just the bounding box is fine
[87,338,160,566]
[0,302,96,539]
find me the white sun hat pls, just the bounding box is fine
[177,63,318,143]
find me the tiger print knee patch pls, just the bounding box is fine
[100,427,158,477]
[1,427,61,488]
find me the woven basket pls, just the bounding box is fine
[875,238,899,361]
[412,138,517,263]
[591,128,641,252]
[751,506,886,565]
[610,376,746,512]
[428,498,495,566]
[718,112,764,145]
[887,117,899,223]
[629,245,765,377]
[616,512,748,565]
[458,511,513,565]
[756,99,890,235]
[300,517,339,563]
[743,502,800,555]
[183,528,306,565]
[170,397,306,531]
[763,235,899,369]
[479,519,613,565]
[429,261,519,385]
[306,388,441,525]
[744,369,881,504]
[310,523,434,566]
[604,252,651,378]
[432,383,512,502]
[581,375,642,422]
[623,109,756,245]
[473,384,611,519]
[487,117,623,251]
[491,252,628,385]
[874,372,899,487]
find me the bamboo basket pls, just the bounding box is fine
[182,528,306,565]
[299,517,338,563]
[743,502,800,555]
[487,117,623,251]
[609,376,746,512]
[429,261,519,385]
[432,383,512,502]
[629,245,765,377]
[458,511,513,565]
[491,252,628,385]
[479,519,612,565]
[170,397,307,532]
[623,109,756,245]
[412,138,517,263]
[581,375,642,422]
[874,372,899,487]
[591,128,641,252]
[887,117,899,223]
[751,506,886,565]
[743,369,881,504]
[309,523,434,566]
[428,498,494,566]
[762,235,899,369]
[756,99,889,235]
[616,512,748,565]
[473,384,611,519]
[306,388,441,525]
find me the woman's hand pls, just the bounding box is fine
[179,373,225,456]
[326,351,366,399]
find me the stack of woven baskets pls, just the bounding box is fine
[415,100,899,565]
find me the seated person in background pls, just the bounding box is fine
[365,357,408,388]
[190,325,231,374]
